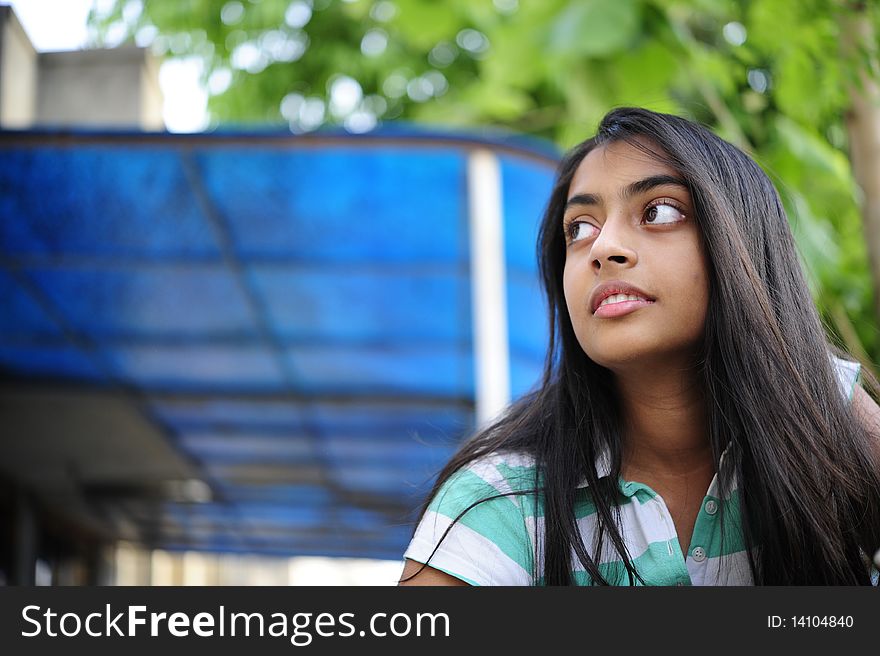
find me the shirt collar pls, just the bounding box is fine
[575,446,611,489]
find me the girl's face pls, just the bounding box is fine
[562,139,710,371]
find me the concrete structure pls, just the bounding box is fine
[0,4,36,128]
[0,5,163,130]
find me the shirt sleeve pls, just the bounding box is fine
[831,355,879,583]
[830,354,861,403]
[403,457,536,586]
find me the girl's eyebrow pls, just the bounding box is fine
[565,174,690,210]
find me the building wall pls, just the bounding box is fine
[140,50,164,130]
[38,47,163,130]
[0,6,164,131]
[0,5,38,128]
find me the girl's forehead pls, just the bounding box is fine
[570,140,678,191]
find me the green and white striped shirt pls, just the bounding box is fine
[404,357,864,585]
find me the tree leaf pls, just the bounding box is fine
[547,0,642,58]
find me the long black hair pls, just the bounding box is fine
[408,107,880,585]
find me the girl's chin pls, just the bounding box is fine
[580,337,659,364]
[581,340,694,369]
[585,354,649,370]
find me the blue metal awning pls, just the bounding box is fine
[0,128,558,561]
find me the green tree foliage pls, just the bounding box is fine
[91,0,880,367]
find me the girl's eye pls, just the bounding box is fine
[566,221,598,243]
[644,202,685,225]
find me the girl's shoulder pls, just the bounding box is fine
[446,449,541,496]
[407,449,540,585]
[423,450,542,521]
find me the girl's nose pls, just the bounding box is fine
[590,218,638,271]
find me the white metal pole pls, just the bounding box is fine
[467,149,511,427]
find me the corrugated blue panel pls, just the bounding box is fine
[151,505,418,557]
[336,507,391,530]
[0,147,220,257]
[25,267,258,339]
[250,265,470,343]
[334,463,446,490]
[510,353,544,401]
[214,484,333,505]
[0,344,105,381]
[286,344,472,396]
[109,344,284,390]
[330,464,426,494]
[204,462,321,485]
[322,446,455,486]
[176,431,315,464]
[507,271,548,398]
[195,148,466,263]
[0,270,63,338]
[0,130,559,560]
[507,270,548,360]
[384,522,418,544]
[151,399,469,438]
[501,156,553,400]
[151,519,399,542]
[507,271,549,399]
[235,505,331,528]
[164,503,330,528]
[161,537,409,561]
[306,402,472,437]
[150,399,307,431]
[320,437,456,467]
[501,155,555,274]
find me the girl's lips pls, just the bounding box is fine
[593,298,655,318]
[589,280,655,313]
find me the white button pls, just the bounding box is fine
[692,547,706,562]
[705,499,718,515]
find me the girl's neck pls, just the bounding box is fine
[613,363,713,478]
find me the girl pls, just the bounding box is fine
[400,107,880,586]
